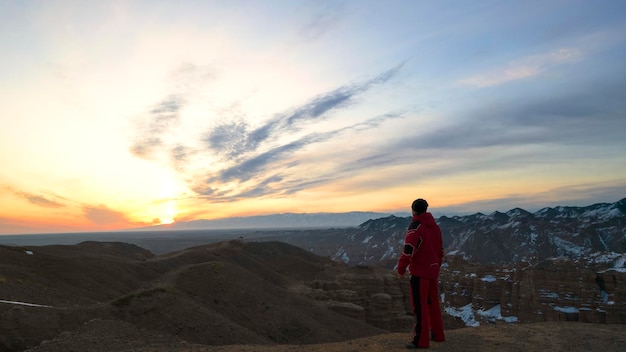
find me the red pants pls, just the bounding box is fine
[410,275,445,348]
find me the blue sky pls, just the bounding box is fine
[0,0,625,233]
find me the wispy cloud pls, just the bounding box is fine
[169,62,216,91]
[130,94,186,158]
[203,119,250,159]
[205,135,320,186]
[82,204,130,226]
[405,71,626,152]
[297,1,349,42]
[204,62,405,161]
[128,61,406,193]
[7,187,65,208]
[170,144,192,172]
[182,64,410,201]
[309,68,626,197]
[459,48,583,88]
[227,174,285,200]
[196,110,408,200]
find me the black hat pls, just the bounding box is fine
[411,198,428,214]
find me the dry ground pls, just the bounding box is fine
[26,319,626,352]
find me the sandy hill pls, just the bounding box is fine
[1,240,625,352]
[1,240,382,351]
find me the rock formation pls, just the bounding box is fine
[296,266,413,331]
[296,254,625,329]
[440,255,626,325]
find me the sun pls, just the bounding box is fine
[160,216,175,225]
[153,174,184,225]
[159,200,177,225]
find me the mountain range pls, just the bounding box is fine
[143,211,409,230]
[270,198,626,267]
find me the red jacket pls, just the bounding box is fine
[397,212,444,279]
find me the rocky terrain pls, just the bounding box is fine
[440,255,626,325]
[2,240,626,352]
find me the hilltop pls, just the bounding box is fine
[1,240,385,351]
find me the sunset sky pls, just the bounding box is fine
[1,0,625,234]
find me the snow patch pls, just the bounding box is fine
[476,304,519,323]
[380,245,396,260]
[503,316,519,323]
[445,303,479,327]
[446,303,519,326]
[601,290,609,303]
[499,221,520,229]
[553,306,579,314]
[0,299,50,308]
[552,237,587,256]
[539,290,559,299]
[595,253,626,273]
[597,234,608,251]
[481,275,497,282]
[334,248,350,264]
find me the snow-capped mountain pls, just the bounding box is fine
[278,198,626,268]
[441,198,626,264]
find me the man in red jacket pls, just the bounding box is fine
[397,198,445,349]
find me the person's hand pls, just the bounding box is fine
[397,272,405,279]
